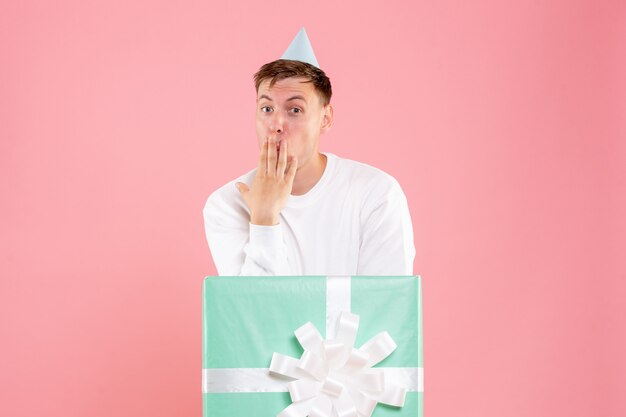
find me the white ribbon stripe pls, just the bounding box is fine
[201,367,423,395]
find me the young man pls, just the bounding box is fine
[203,28,415,276]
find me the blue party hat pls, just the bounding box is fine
[280,27,320,68]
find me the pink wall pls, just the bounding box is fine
[1,1,625,416]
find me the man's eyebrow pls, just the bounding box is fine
[257,94,307,103]
[286,95,307,102]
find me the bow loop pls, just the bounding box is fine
[334,312,359,348]
[360,331,397,367]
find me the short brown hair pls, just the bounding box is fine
[254,59,332,106]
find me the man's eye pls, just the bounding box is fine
[291,108,302,113]
[261,106,273,113]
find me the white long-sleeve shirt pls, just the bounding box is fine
[203,153,415,276]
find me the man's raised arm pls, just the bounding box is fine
[203,137,297,276]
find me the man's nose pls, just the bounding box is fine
[269,112,284,134]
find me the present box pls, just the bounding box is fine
[202,276,423,417]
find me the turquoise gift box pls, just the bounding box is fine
[202,276,423,417]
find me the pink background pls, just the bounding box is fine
[1,1,625,416]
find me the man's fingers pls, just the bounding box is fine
[286,156,298,183]
[258,138,268,177]
[267,137,278,177]
[277,139,288,177]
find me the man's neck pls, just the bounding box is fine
[291,153,327,196]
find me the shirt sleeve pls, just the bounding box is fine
[357,176,416,275]
[202,185,293,276]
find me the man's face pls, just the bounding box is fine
[256,77,332,170]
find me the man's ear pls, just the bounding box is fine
[320,104,334,133]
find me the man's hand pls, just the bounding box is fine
[236,137,298,226]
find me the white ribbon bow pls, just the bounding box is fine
[269,312,407,417]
